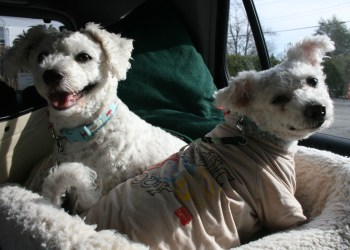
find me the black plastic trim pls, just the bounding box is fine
[242,0,271,70]
[299,133,350,157]
[214,0,230,89]
[0,104,47,122]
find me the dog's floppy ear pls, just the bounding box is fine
[2,25,57,77]
[215,71,255,112]
[82,22,133,81]
[286,35,335,66]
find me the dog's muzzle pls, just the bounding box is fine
[42,69,97,110]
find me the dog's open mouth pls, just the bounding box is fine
[49,83,96,110]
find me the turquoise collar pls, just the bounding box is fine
[60,103,117,143]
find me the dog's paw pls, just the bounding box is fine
[42,162,101,212]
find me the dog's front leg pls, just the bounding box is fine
[42,162,101,213]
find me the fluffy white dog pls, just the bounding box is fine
[3,23,186,213]
[82,35,335,249]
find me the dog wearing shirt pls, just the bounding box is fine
[83,35,335,249]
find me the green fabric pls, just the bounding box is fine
[111,0,224,141]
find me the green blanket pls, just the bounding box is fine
[111,0,224,142]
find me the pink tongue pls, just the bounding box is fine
[49,93,78,110]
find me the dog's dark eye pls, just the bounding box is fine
[75,53,92,63]
[272,95,290,105]
[37,52,49,63]
[306,77,318,87]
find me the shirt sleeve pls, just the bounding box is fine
[255,167,307,231]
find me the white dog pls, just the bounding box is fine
[82,35,335,249]
[3,23,186,213]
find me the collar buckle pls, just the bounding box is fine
[60,102,117,143]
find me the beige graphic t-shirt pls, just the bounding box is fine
[83,123,306,249]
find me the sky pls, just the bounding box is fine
[253,0,350,57]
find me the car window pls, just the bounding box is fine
[226,0,260,76]
[0,16,62,90]
[227,0,350,140]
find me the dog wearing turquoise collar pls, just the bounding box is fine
[4,23,186,213]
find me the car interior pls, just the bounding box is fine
[0,0,349,249]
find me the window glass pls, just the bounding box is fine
[0,16,62,90]
[228,0,350,139]
[227,0,261,77]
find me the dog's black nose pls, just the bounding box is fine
[305,104,326,121]
[43,69,64,86]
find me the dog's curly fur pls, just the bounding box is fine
[80,35,335,249]
[3,23,186,212]
[215,35,335,149]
